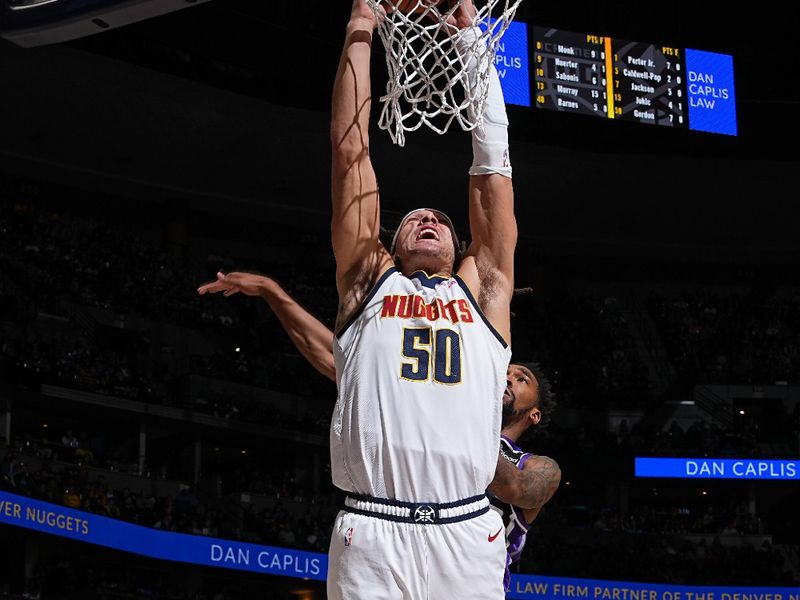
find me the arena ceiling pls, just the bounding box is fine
[0,0,798,253]
[59,0,797,159]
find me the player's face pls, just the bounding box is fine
[502,364,542,429]
[394,210,455,272]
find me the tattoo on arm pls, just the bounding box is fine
[487,454,518,503]
[518,456,561,511]
[489,454,561,510]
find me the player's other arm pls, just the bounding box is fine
[454,10,517,344]
[331,1,393,332]
[198,272,336,382]
[489,454,561,513]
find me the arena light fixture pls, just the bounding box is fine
[7,0,63,10]
[1,0,212,47]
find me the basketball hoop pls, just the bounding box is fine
[366,0,522,146]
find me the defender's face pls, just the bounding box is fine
[502,364,542,428]
[394,210,455,269]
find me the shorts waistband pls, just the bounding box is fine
[343,493,489,525]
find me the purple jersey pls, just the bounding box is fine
[490,436,533,592]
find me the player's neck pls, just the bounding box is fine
[396,255,453,279]
[500,428,519,443]
[501,422,529,444]
[400,264,453,279]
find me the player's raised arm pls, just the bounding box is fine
[453,1,517,345]
[331,0,393,332]
[198,272,336,382]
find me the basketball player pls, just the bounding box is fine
[494,361,559,590]
[201,0,516,595]
[327,0,516,595]
[198,273,560,592]
[198,275,560,590]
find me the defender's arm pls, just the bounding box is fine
[260,279,336,382]
[198,272,336,381]
[489,454,561,513]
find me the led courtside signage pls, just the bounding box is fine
[0,492,325,579]
[507,574,800,600]
[635,458,799,480]
[2,492,797,598]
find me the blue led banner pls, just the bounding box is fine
[684,48,737,136]
[635,458,799,480]
[0,491,326,580]
[507,574,799,600]
[482,20,531,107]
[2,491,798,599]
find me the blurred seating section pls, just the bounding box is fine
[1,184,798,593]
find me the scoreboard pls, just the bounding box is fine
[491,24,737,135]
[533,28,686,127]
[516,26,737,136]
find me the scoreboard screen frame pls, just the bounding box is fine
[525,25,737,136]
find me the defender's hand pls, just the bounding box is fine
[197,272,273,298]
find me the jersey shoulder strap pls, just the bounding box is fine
[500,436,532,470]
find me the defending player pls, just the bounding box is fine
[198,273,560,592]
[494,362,559,590]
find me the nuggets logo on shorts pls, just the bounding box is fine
[413,505,436,524]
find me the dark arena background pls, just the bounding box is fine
[1,0,800,598]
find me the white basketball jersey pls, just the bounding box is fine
[331,267,511,503]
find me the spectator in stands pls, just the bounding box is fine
[61,429,78,448]
[74,439,94,466]
[62,486,81,509]
[0,452,23,488]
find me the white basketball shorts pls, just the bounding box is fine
[327,507,506,600]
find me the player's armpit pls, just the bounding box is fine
[334,245,392,334]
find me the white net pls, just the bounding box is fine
[366,0,523,146]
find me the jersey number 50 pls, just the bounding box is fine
[401,327,462,384]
